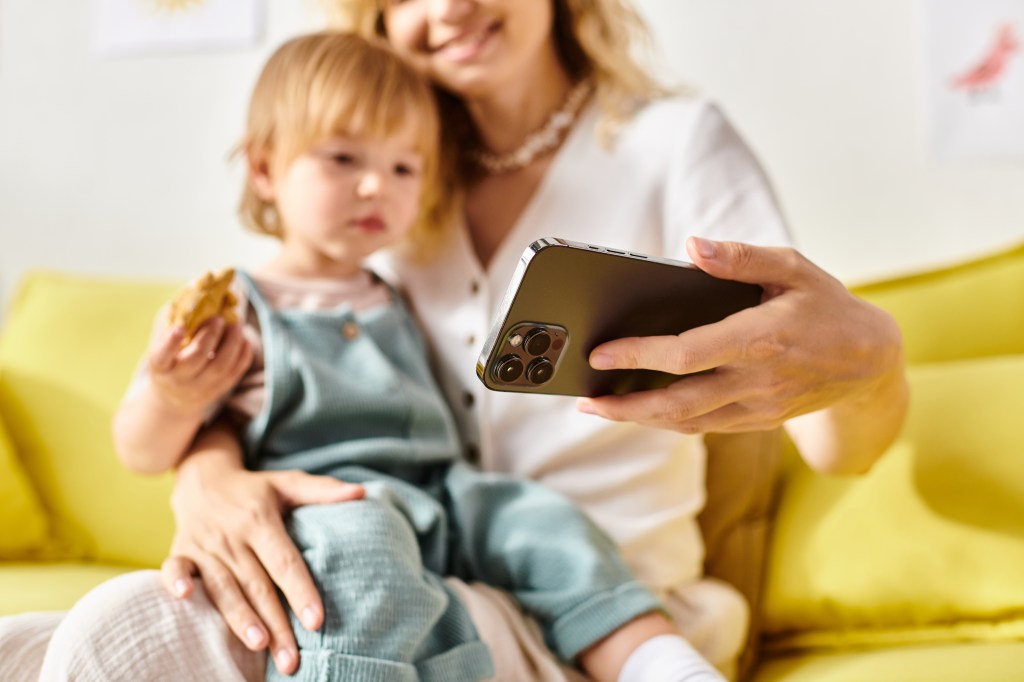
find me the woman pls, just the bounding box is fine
[2,1,907,680]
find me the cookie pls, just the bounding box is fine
[168,267,239,343]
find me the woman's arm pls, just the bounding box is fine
[162,420,365,675]
[578,237,909,475]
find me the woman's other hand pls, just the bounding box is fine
[160,423,365,675]
[578,237,908,475]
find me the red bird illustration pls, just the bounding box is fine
[950,22,1020,94]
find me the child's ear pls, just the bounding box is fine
[247,152,275,201]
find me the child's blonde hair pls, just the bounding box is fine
[325,0,669,144]
[238,31,450,250]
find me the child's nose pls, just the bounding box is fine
[357,172,382,198]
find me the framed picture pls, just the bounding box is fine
[926,0,1024,160]
[95,0,264,56]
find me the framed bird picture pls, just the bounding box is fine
[925,0,1024,160]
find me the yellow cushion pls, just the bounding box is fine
[0,272,181,567]
[762,354,1024,639]
[754,641,1024,682]
[852,241,1024,363]
[0,409,49,558]
[0,562,137,616]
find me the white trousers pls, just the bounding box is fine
[0,571,745,681]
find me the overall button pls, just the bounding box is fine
[464,443,480,464]
[466,334,476,346]
[470,280,480,295]
[341,322,360,340]
[462,391,475,408]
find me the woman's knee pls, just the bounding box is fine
[39,570,167,680]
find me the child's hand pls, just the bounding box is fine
[147,316,253,415]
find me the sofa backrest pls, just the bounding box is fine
[0,272,180,567]
[759,240,1024,654]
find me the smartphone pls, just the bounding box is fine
[476,238,763,397]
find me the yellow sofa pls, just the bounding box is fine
[1,241,1023,680]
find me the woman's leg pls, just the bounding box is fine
[0,611,65,682]
[37,570,264,682]
[446,578,584,682]
[448,578,745,682]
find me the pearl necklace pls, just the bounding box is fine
[473,79,593,174]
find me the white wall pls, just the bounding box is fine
[2,0,1022,318]
[635,0,1023,282]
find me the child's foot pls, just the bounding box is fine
[617,634,727,682]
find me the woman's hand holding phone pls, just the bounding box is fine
[578,237,909,476]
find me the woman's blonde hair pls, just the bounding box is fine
[238,30,451,251]
[325,0,669,145]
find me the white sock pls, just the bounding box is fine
[617,634,727,682]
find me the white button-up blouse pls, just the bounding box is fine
[370,96,791,591]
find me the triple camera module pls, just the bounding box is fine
[490,323,568,387]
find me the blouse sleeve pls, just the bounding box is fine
[662,100,793,258]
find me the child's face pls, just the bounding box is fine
[259,124,426,276]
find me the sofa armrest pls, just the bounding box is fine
[700,429,784,681]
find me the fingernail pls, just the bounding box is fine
[173,579,190,598]
[301,606,319,630]
[276,648,295,671]
[577,398,596,415]
[590,352,613,370]
[692,236,717,259]
[246,625,265,647]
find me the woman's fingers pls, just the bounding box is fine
[160,555,197,599]
[272,469,366,509]
[685,236,822,290]
[254,471,366,632]
[578,366,766,432]
[588,305,775,376]
[227,544,302,676]
[246,513,325,629]
[192,554,276,654]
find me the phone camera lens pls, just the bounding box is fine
[523,329,551,356]
[494,355,524,383]
[526,357,554,385]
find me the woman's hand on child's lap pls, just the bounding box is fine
[148,317,253,415]
[161,433,364,675]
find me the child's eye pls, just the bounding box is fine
[332,153,356,165]
[394,163,418,177]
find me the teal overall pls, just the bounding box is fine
[238,271,661,682]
